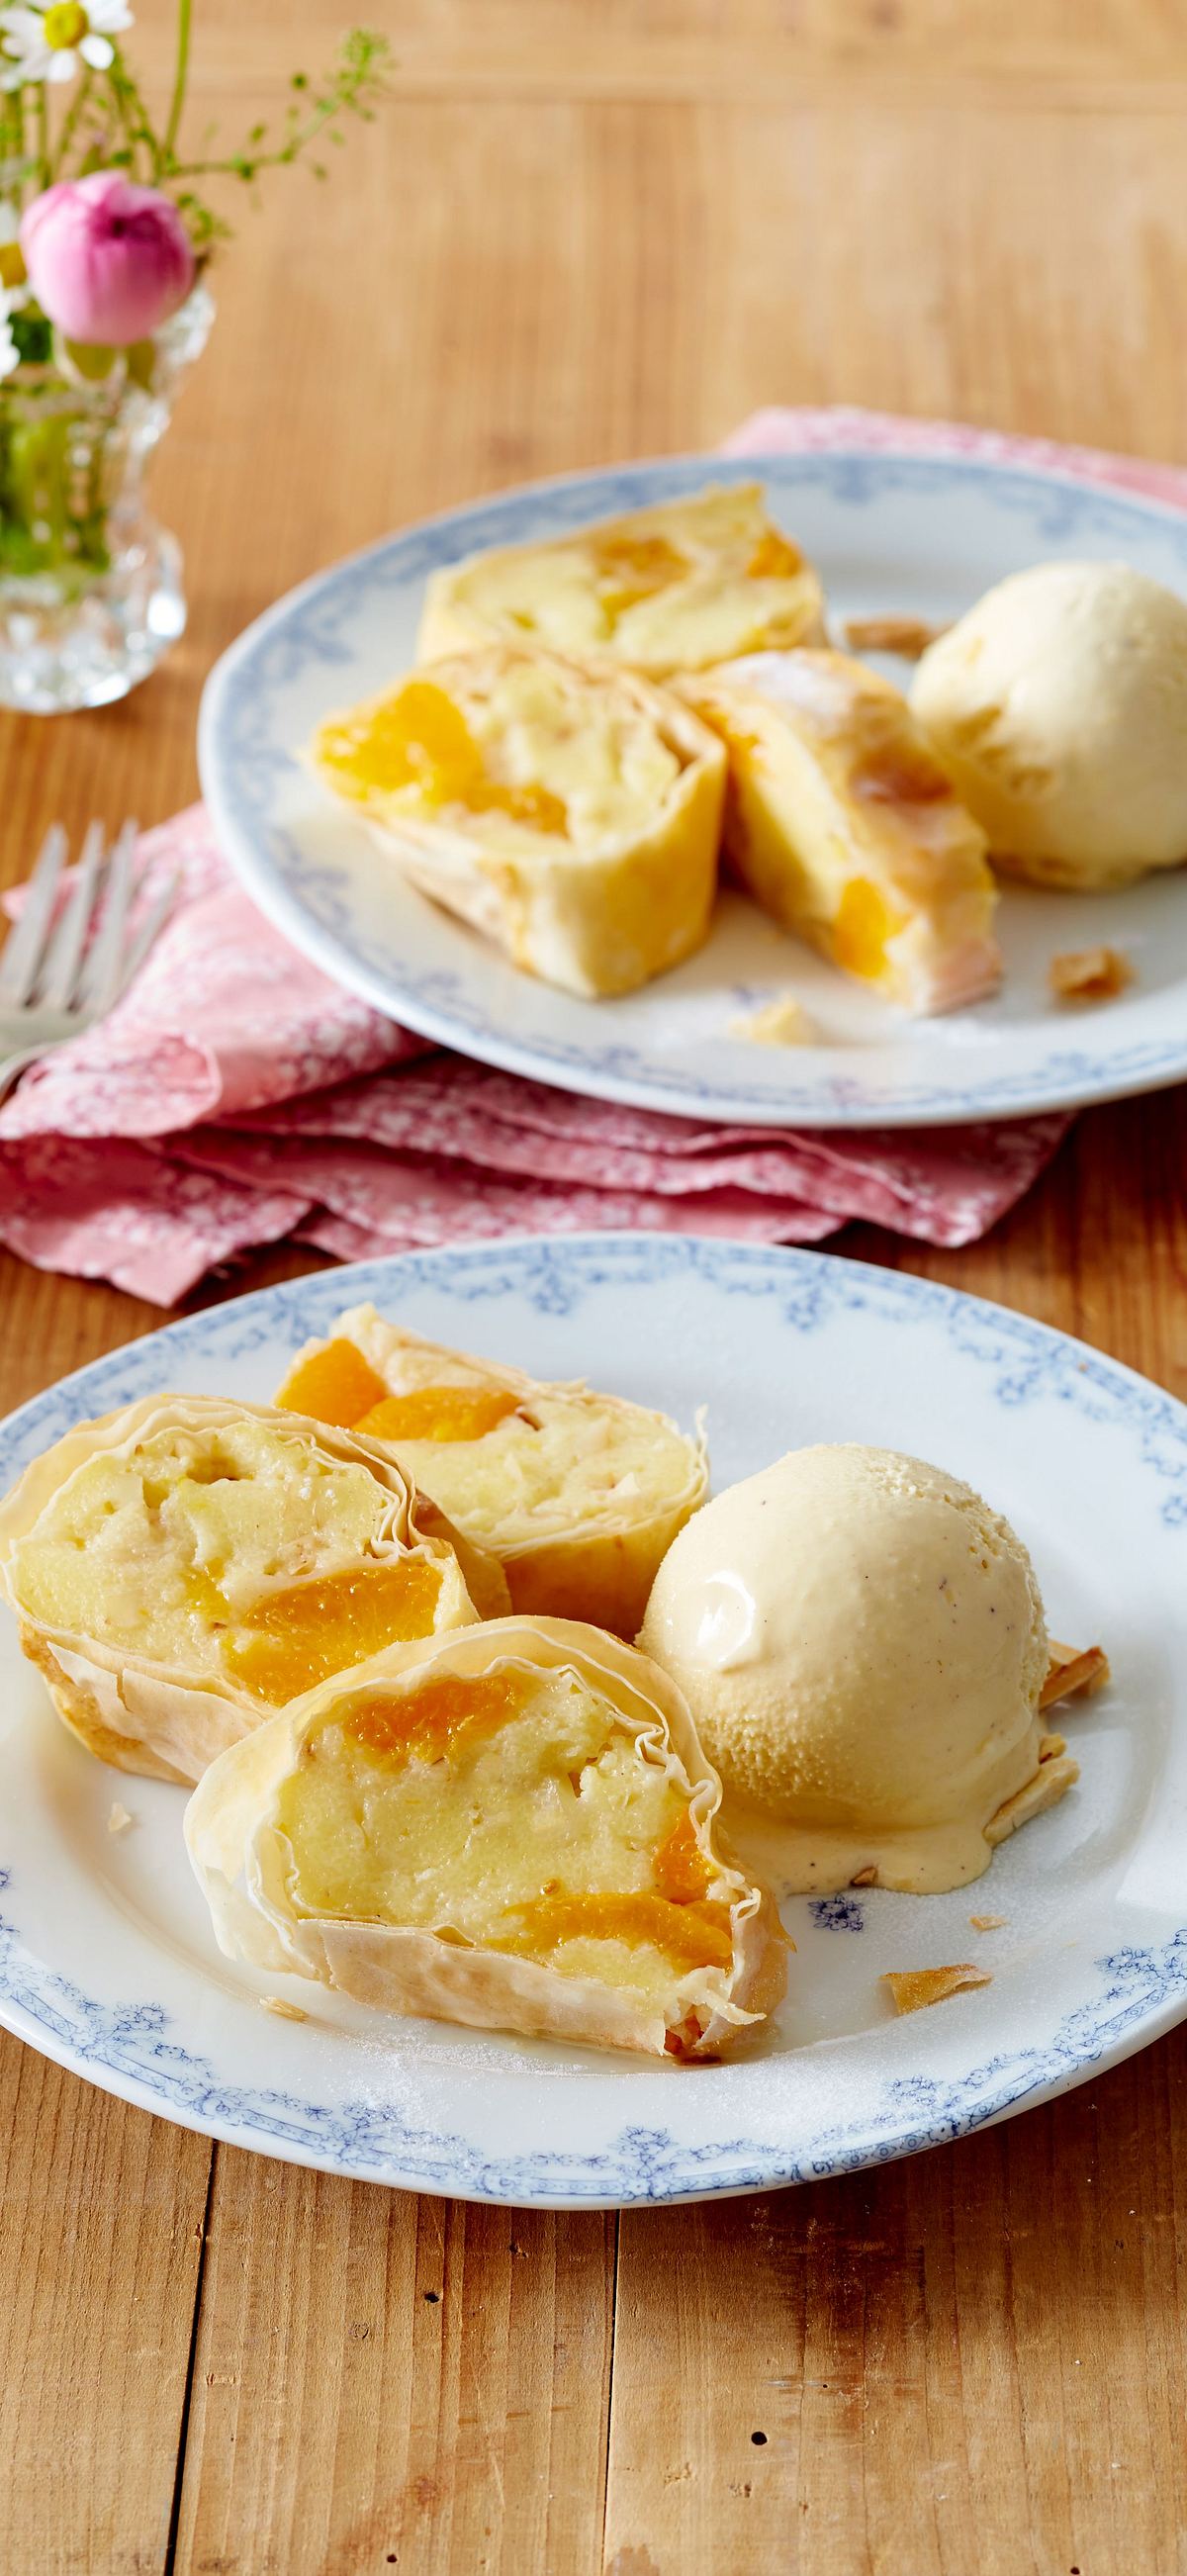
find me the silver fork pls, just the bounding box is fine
[0,821,178,1109]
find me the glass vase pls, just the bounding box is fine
[0,282,213,714]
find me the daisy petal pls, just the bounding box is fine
[46,44,76,75]
[0,9,47,35]
[80,30,114,62]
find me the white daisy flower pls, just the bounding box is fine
[0,0,134,88]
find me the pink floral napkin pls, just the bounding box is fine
[0,801,1067,1303]
[4,402,1135,1308]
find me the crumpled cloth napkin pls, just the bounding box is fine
[7,399,1140,1307]
[0,802,1067,1302]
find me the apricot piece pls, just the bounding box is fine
[227,1558,443,1704]
[357,1385,521,1445]
[746,530,804,581]
[185,1567,232,1625]
[830,877,903,983]
[319,680,481,801]
[345,1668,527,1766]
[503,1889,735,1972]
[593,531,686,618]
[277,1337,390,1430]
[652,1808,712,1903]
[320,679,568,835]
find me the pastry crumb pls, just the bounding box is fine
[842,612,950,659]
[968,1913,1007,1933]
[107,1801,134,1835]
[1050,946,1133,1004]
[1041,1641,1110,1708]
[731,992,819,1048]
[882,1964,993,2014]
[260,1995,309,2023]
[850,1863,878,1887]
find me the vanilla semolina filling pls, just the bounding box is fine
[276,1664,737,2011]
[421,487,822,675]
[10,1419,445,1705]
[315,657,685,857]
[278,1334,694,1549]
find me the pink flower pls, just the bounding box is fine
[20,173,195,347]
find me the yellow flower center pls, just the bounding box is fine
[44,3,89,47]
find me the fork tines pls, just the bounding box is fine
[0,819,143,1014]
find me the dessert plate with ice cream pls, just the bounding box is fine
[0,1235,1183,2206]
[201,435,1187,1126]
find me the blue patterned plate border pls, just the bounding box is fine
[199,445,1187,1130]
[0,1235,1184,2206]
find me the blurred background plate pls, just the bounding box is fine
[200,446,1187,1129]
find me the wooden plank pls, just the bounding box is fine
[1,4,1186,2571]
[122,0,1187,106]
[604,2051,1187,2576]
[172,2156,614,2575]
[0,2039,212,2576]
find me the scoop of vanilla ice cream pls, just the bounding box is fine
[638,1444,1056,1894]
[910,561,1187,888]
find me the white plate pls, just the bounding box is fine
[1,1236,1185,2207]
[200,445,1187,1130]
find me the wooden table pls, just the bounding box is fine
[2,5,1186,2568]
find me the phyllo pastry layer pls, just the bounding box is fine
[311,645,725,998]
[185,1617,788,2059]
[417,483,824,679]
[0,1395,507,1784]
[683,649,1002,1016]
[276,1304,709,1640]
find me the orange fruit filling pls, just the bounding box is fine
[277,1337,390,1429]
[501,1889,734,1972]
[319,679,568,835]
[344,1667,527,1767]
[746,530,805,581]
[652,1808,712,1903]
[830,877,904,983]
[356,1385,521,1445]
[592,532,687,618]
[225,1558,443,1704]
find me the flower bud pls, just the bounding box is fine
[21,173,195,348]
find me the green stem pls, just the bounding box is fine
[49,65,94,180]
[35,82,48,191]
[106,57,147,181]
[2,82,27,206]
[162,0,192,165]
[173,88,349,182]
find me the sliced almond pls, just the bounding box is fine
[850,1863,878,1887]
[260,1995,309,2023]
[842,613,950,659]
[968,1913,1007,1933]
[1049,947,1133,1004]
[984,1748,1079,1846]
[107,1801,134,1835]
[1041,1642,1111,1708]
[882,1964,992,2015]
